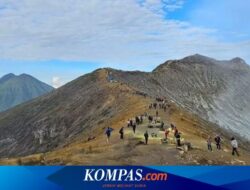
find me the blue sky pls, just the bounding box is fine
[0,0,249,87]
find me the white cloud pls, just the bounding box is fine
[52,76,61,88]
[0,0,249,69]
[140,0,184,13]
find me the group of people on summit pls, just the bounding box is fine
[105,97,240,157]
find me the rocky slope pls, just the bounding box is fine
[0,73,54,112]
[111,54,250,140]
[1,97,250,165]
[0,70,143,157]
[0,54,249,163]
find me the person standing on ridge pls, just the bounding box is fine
[144,131,149,145]
[139,115,143,124]
[148,115,153,123]
[175,132,181,147]
[129,119,133,127]
[127,120,130,127]
[153,103,157,109]
[207,136,213,151]
[149,104,152,109]
[136,116,140,125]
[132,123,136,134]
[231,137,240,156]
[160,121,164,130]
[119,127,124,139]
[105,127,113,143]
[174,126,179,137]
[214,135,221,150]
[165,128,170,140]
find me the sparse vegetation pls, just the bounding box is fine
[0,55,250,165]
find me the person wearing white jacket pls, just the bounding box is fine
[231,137,240,156]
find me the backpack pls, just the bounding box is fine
[106,128,113,135]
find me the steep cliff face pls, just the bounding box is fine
[153,55,250,140]
[111,54,250,140]
[206,58,250,140]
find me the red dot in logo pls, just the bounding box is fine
[143,178,145,181]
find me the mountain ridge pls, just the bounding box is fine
[0,55,249,162]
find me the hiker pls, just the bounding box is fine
[139,115,143,124]
[214,135,221,150]
[153,103,157,109]
[165,128,170,139]
[156,110,159,117]
[127,120,130,127]
[132,123,136,134]
[144,131,149,145]
[129,119,133,127]
[135,116,140,125]
[148,115,153,123]
[159,104,162,109]
[105,127,113,143]
[175,132,181,146]
[119,127,124,139]
[160,121,164,130]
[207,136,213,151]
[170,123,175,131]
[164,106,167,112]
[149,104,153,109]
[174,127,179,137]
[231,137,239,156]
[154,117,158,124]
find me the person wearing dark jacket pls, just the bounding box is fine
[174,127,179,137]
[160,121,164,130]
[132,123,137,134]
[175,132,181,146]
[135,116,140,125]
[130,119,133,127]
[105,127,113,143]
[119,127,124,139]
[144,131,149,145]
[214,135,221,150]
[148,115,153,123]
[156,110,159,117]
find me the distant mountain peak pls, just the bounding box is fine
[0,73,16,83]
[1,73,16,78]
[187,53,209,59]
[18,73,34,79]
[4,73,16,77]
[19,73,29,76]
[230,57,246,64]
[228,57,249,70]
[0,73,37,84]
[181,54,216,63]
[0,73,54,112]
[153,54,216,72]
